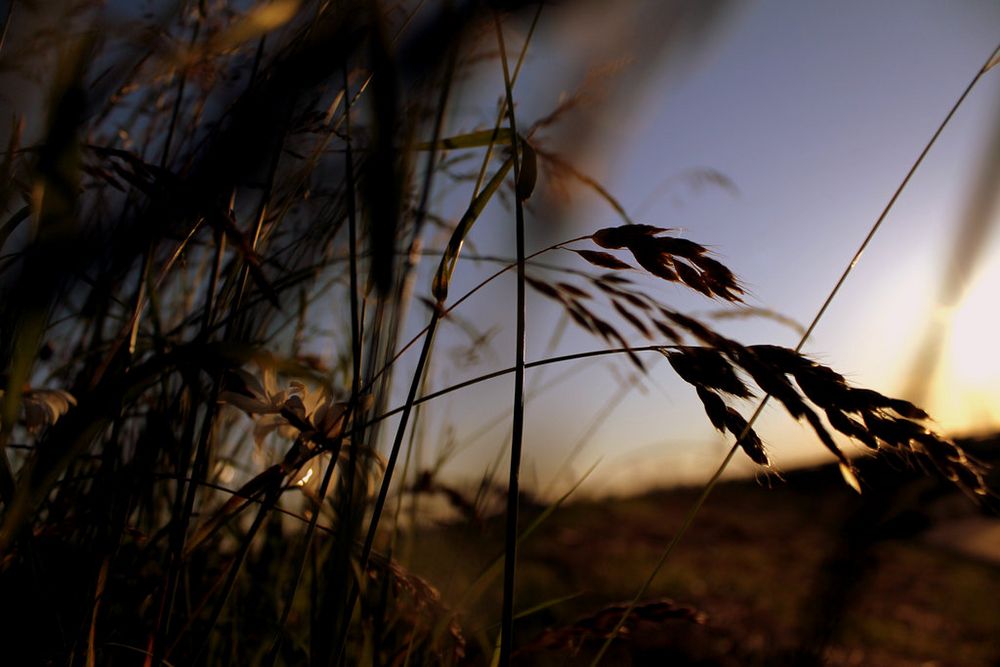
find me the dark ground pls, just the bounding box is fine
[402,434,1000,666]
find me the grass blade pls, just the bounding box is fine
[494,13,529,663]
[414,127,515,150]
[431,156,514,302]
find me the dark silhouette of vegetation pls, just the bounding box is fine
[0,1,995,664]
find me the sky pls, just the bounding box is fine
[399,0,1000,496]
[3,0,997,498]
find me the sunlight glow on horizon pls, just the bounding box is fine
[398,1,1000,492]
[931,259,1000,434]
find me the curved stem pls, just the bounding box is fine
[364,236,590,392]
[365,344,678,430]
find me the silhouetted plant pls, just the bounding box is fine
[0,2,992,665]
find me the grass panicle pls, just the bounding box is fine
[0,3,993,666]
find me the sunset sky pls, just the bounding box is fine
[9,0,995,497]
[404,0,1000,494]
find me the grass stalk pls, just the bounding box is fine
[3,5,992,665]
[368,344,680,429]
[188,484,281,664]
[494,12,529,664]
[589,39,1000,666]
[332,45,457,663]
[367,235,589,391]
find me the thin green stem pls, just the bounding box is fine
[495,12,528,663]
[367,344,678,429]
[366,236,589,391]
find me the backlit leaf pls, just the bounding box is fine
[432,157,514,302]
[415,128,515,151]
[839,462,862,494]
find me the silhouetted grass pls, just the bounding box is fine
[0,2,995,666]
